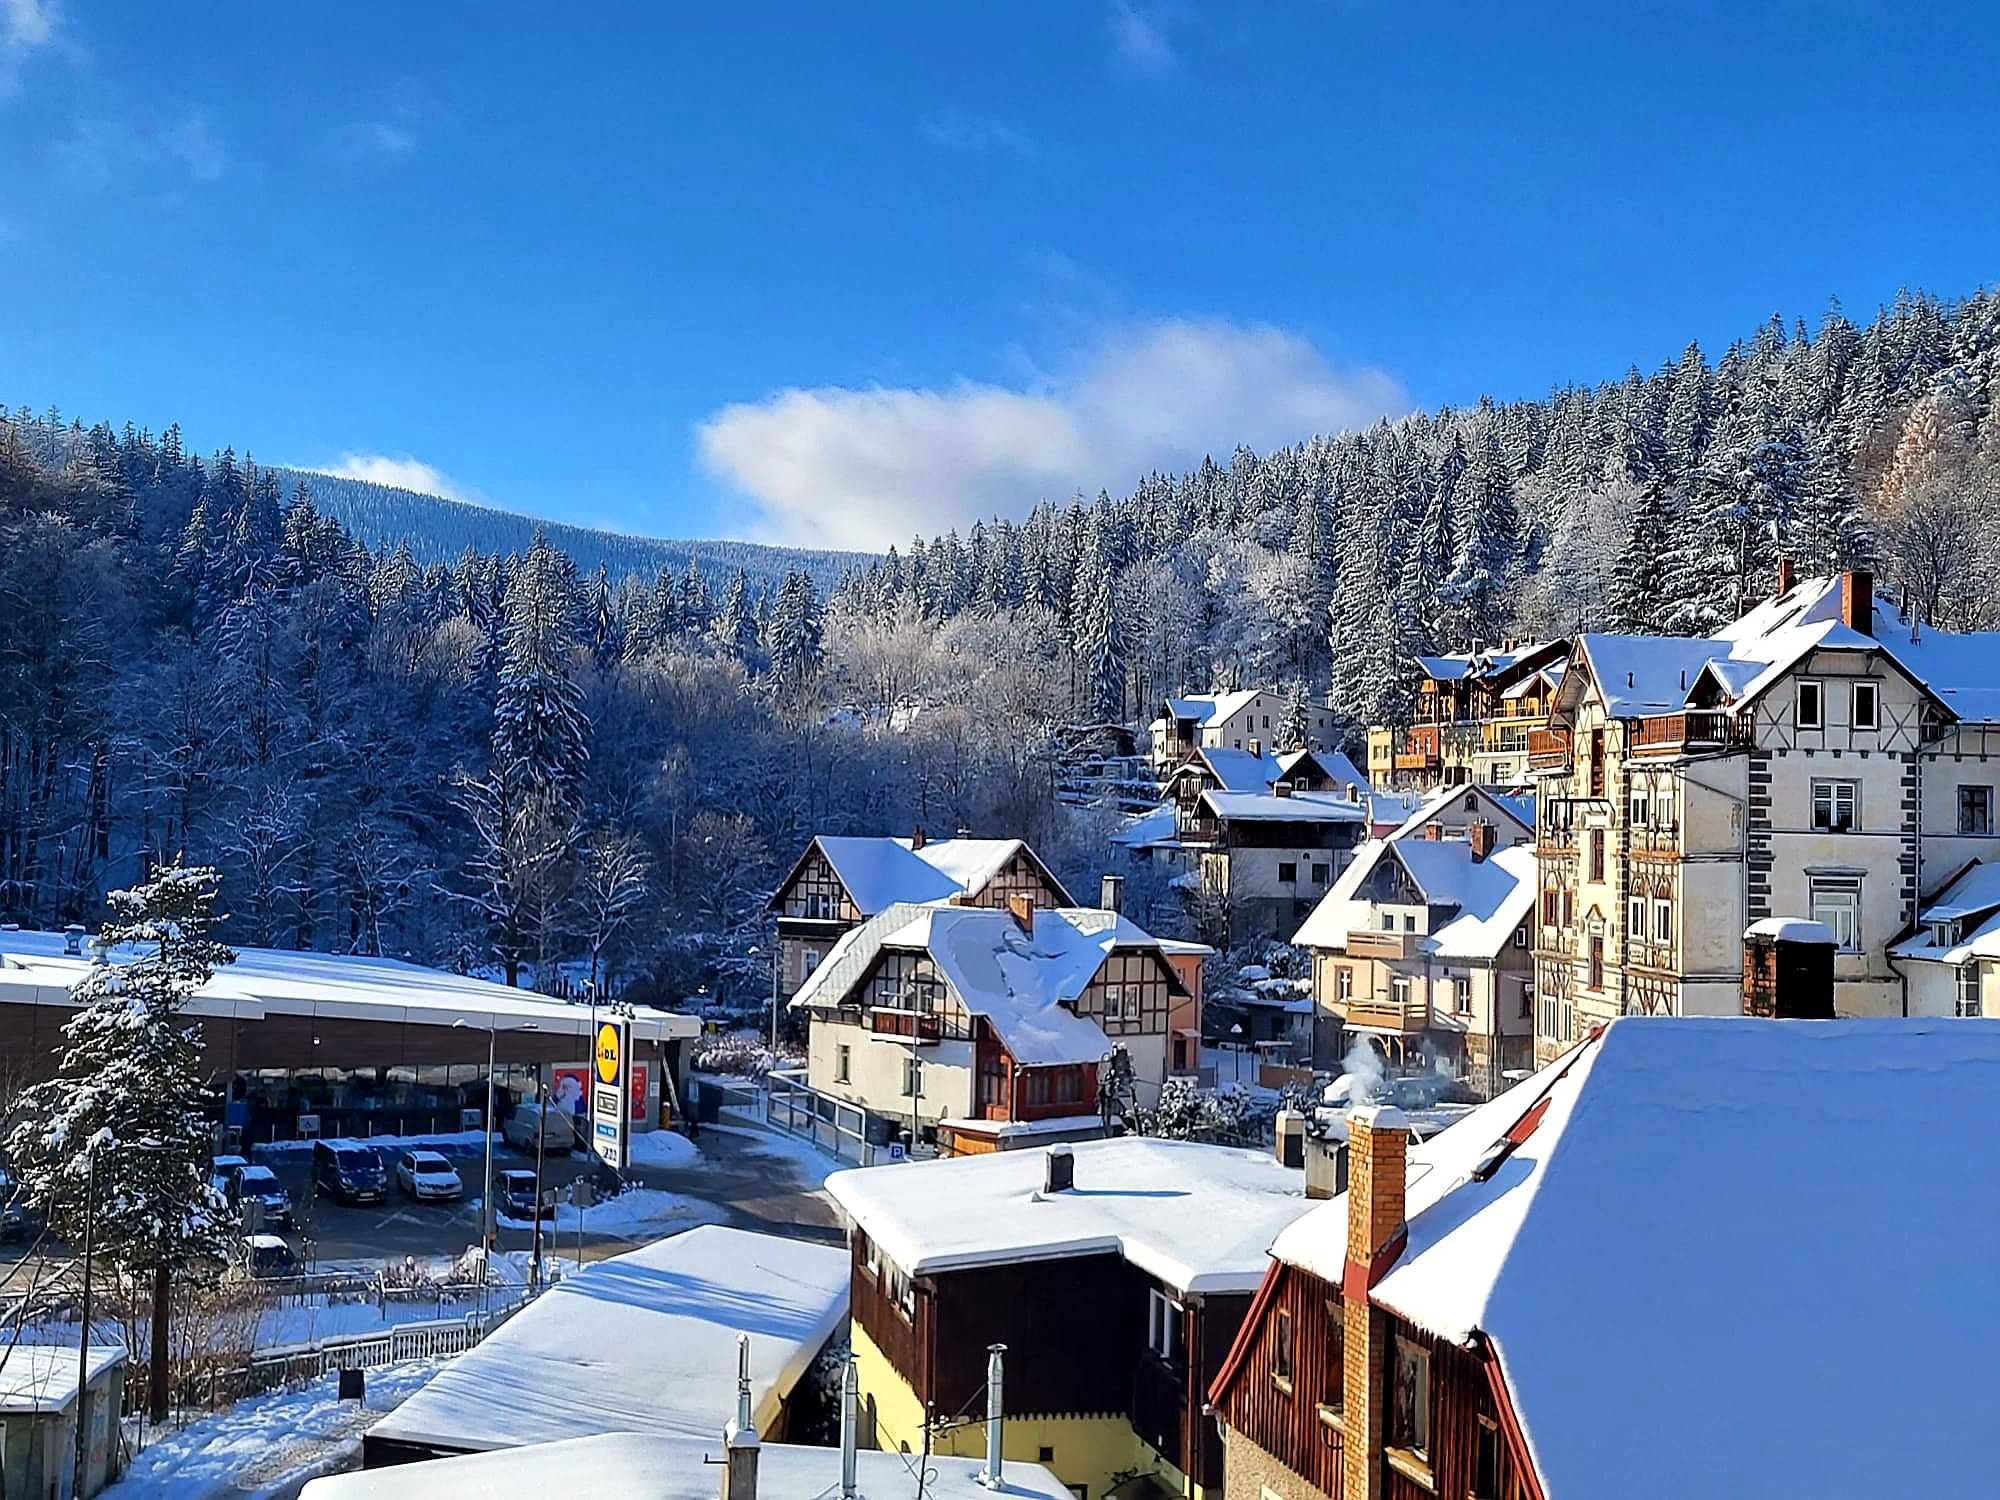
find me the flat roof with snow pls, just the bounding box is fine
[0,1346,126,1414]
[311,1431,1074,1500]
[0,927,697,1044]
[827,1137,1307,1296]
[366,1225,847,1457]
[1269,1017,2000,1499]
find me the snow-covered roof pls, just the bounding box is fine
[1269,1017,2000,1500]
[807,836,1071,915]
[367,1226,847,1455]
[1291,840,1535,962]
[1386,784,1534,842]
[1111,802,1179,850]
[308,1432,1073,1500]
[1199,789,1369,824]
[0,1346,126,1414]
[1195,745,1286,791]
[789,903,1177,1066]
[827,1137,1308,1296]
[0,929,698,1044]
[1890,861,2000,964]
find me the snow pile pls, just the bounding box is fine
[484,1185,722,1236]
[626,1127,700,1170]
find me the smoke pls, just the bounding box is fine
[1326,1035,1387,1107]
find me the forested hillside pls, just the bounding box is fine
[836,288,2000,729]
[282,467,861,589]
[3,286,1996,997]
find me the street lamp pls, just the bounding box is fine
[452,1017,540,1270]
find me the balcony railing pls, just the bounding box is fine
[869,1007,942,1041]
[1527,728,1572,769]
[1347,929,1414,961]
[1344,995,1430,1033]
[1629,710,1742,757]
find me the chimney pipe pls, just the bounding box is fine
[1840,569,1873,638]
[1100,874,1123,914]
[839,1355,859,1500]
[911,825,927,852]
[1248,738,1262,760]
[722,1334,760,1500]
[62,924,84,957]
[978,1344,1006,1489]
[1043,1144,1074,1194]
[1273,1109,1306,1169]
[1776,556,1796,596]
[1007,893,1037,934]
[1342,1106,1408,1500]
[1468,819,1495,863]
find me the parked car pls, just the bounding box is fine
[313,1140,388,1204]
[497,1168,552,1221]
[228,1164,293,1228]
[209,1153,250,1199]
[0,1168,41,1243]
[502,1103,577,1154]
[241,1234,296,1278]
[395,1150,465,1202]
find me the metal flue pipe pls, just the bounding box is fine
[979,1343,1006,1489]
[839,1355,859,1500]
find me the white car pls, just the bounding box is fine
[395,1150,465,1202]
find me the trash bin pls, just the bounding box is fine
[338,1368,366,1402]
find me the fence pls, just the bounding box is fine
[764,1070,880,1165]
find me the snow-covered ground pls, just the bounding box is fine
[10,1286,523,1356]
[627,1127,701,1170]
[106,1360,443,1500]
[484,1185,725,1236]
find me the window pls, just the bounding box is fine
[1627,895,1645,937]
[1473,1416,1501,1500]
[1271,1309,1294,1389]
[835,1045,851,1084]
[1811,780,1859,833]
[1958,965,1982,1018]
[1278,861,1298,884]
[1853,680,1879,730]
[1102,984,1126,1022]
[1311,863,1329,886]
[1959,785,1994,835]
[1450,976,1470,1015]
[1654,787,1674,828]
[804,893,837,920]
[1520,978,1534,1021]
[1628,787,1648,826]
[1320,1298,1346,1418]
[1541,889,1558,926]
[881,1258,916,1319]
[901,1056,923,1097]
[1809,876,1862,953]
[1796,679,1824,729]
[1023,1068,1084,1107]
[1653,897,1672,944]
[1380,913,1394,932]
[1389,1335,1430,1459]
[1146,1289,1183,1364]
[1336,968,1353,1003]
[1588,832,1604,884]
[1561,889,1574,928]
[1588,934,1605,990]
[861,1234,881,1278]
[1392,975,1412,1008]
[803,947,822,976]
[1513,924,1528,949]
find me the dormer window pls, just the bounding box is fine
[1932,920,1957,949]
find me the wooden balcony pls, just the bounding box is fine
[1629,710,1742,758]
[869,1007,942,1041]
[1347,929,1414,961]
[1344,995,1430,1033]
[1528,728,1572,770]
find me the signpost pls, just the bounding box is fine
[591,1017,631,1172]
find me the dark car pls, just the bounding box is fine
[313,1140,388,1205]
[0,1168,42,1243]
[228,1164,293,1229]
[497,1169,553,1221]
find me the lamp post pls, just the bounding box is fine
[531,1076,547,1291]
[452,1017,498,1261]
[75,1142,96,1486]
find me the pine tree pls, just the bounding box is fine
[766,570,824,690]
[715,568,757,660]
[5,866,236,1421]
[493,533,590,807]
[1279,681,1310,751]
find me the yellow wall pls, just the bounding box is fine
[850,1320,1203,1500]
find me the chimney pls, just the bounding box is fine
[1304,1133,1348,1200]
[911,825,927,852]
[1248,737,1262,759]
[1043,1144,1074,1194]
[1273,1108,1306,1169]
[1099,874,1123,914]
[1775,555,1796,596]
[1274,780,1294,798]
[1422,822,1443,841]
[1347,783,1361,805]
[1741,919,1836,1020]
[1839,568,1873,638]
[978,1344,1006,1489]
[722,1334,760,1500]
[1007,893,1037,933]
[62,924,84,957]
[1342,1105,1408,1500]
[839,1355,860,1500]
[1468,819,1495,863]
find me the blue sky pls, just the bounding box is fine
[3,2,1996,551]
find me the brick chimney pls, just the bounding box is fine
[1468,819,1495,863]
[1248,737,1263,760]
[911,825,927,852]
[1007,893,1037,933]
[1342,1105,1408,1500]
[1775,555,1796,596]
[1839,568,1873,638]
[1742,919,1836,1019]
[1422,822,1443,841]
[1099,874,1123,914]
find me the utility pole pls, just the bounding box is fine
[75,1144,97,1483]
[531,1075,547,1291]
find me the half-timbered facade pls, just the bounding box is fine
[768,833,1072,998]
[1529,569,2000,1062]
[1151,691,1345,776]
[1365,643,1569,792]
[826,1138,1308,1500]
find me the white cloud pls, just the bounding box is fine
[310,453,471,501]
[334,79,441,163]
[698,318,1408,551]
[919,107,1036,160]
[52,111,230,189]
[1,0,59,93]
[1107,1,1176,75]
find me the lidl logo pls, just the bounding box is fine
[595,1022,622,1085]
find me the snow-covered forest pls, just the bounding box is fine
[4,287,1998,999]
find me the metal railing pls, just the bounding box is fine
[764,1069,880,1165]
